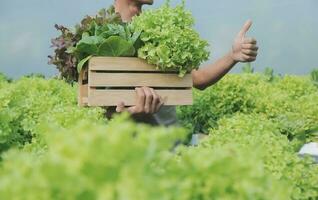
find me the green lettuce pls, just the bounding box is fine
[71,23,140,73]
[131,1,210,77]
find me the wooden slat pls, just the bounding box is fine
[83,68,88,81]
[89,72,192,88]
[89,57,177,72]
[82,97,88,104]
[78,84,88,106]
[88,89,193,106]
[81,84,88,97]
[78,70,84,106]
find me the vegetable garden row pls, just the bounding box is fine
[0,71,317,199]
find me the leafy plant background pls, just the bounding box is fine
[0,72,317,199]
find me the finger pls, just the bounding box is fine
[116,102,139,115]
[242,49,258,57]
[150,88,160,113]
[127,106,138,114]
[243,37,257,44]
[237,20,252,38]
[116,102,126,113]
[155,96,165,113]
[243,54,256,62]
[135,87,146,112]
[142,87,153,114]
[242,44,258,51]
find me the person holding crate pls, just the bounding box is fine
[113,0,258,125]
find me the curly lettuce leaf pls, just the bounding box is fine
[131,2,210,77]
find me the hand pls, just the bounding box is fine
[231,20,259,63]
[116,87,164,115]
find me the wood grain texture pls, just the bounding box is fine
[89,72,192,88]
[78,84,88,106]
[83,68,88,81]
[82,97,88,104]
[81,84,88,97]
[78,70,84,106]
[88,89,193,106]
[77,57,194,107]
[89,57,177,72]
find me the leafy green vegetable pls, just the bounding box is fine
[75,35,104,55]
[72,23,140,72]
[98,36,135,57]
[311,68,318,86]
[77,55,92,73]
[0,73,317,199]
[177,73,318,143]
[131,1,210,77]
[49,6,122,82]
[203,114,318,200]
[242,63,254,73]
[0,77,104,155]
[264,67,274,81]
[0,115,290,200]
[50,2,210,78]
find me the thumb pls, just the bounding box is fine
[237,20,252,38]
[116,102,126,113]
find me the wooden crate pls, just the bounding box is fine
[78,57,193,107]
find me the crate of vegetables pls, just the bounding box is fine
[50,3,210,107]
[78,57,193,106]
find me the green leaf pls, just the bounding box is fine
[242,63,254,73]
[107,24,126,37]
[178,69,187,77]
[264,67,274,82]
[310,69,318,86]
[66,47,76,54]
[77,55,92,73]
[82,32,90,38]
[76,36,104,55]
[156,45,170,62]
[98,36,135,57]
[130,31,141,44]
[130,3,209,75]
[88,21,99,36]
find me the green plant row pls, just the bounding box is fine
[0,113,317,199]
[0,73,317,199]
[0,76,105,155]
[0,115,295,200]
[177,73,318,143]
[202,114,318,199]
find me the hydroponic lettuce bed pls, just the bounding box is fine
[0,71,317,199]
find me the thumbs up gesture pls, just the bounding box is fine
[231,20,258,63]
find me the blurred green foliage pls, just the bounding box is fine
[177,73,318,143]
[0,73,317,199]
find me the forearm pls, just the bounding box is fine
[192,51,237,90]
